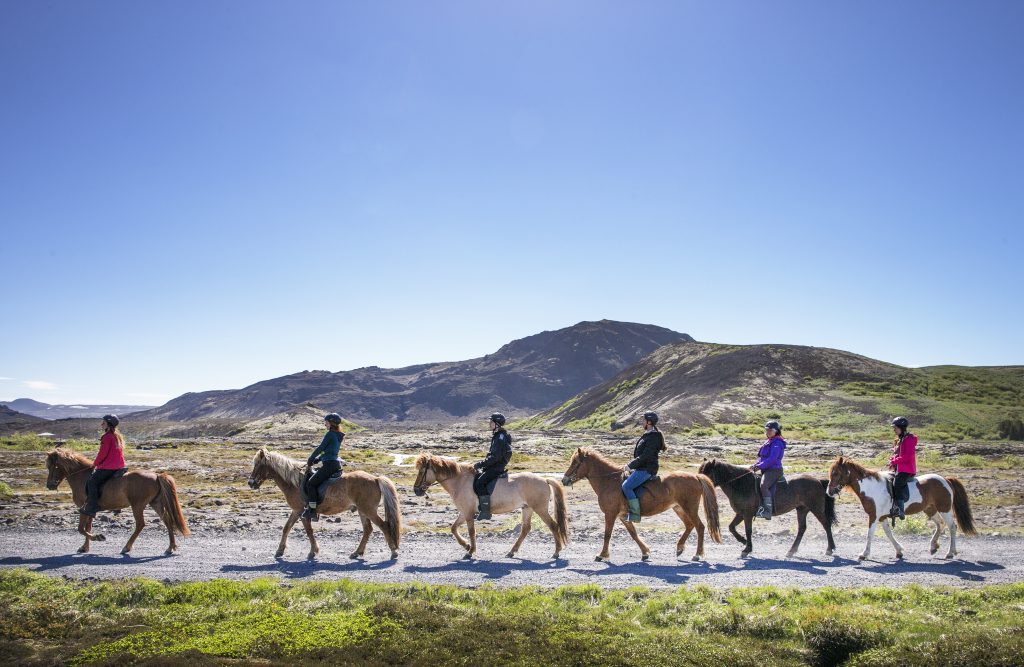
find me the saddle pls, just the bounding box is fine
[621,472,661,498]
[484,471,509,496]
[98,468,127,510]
[753,473,787,504]
[301,469,343,504]
[884,472,915,501]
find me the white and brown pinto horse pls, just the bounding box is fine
[826,456,977,560]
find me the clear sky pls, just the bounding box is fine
[2,2,1022,405]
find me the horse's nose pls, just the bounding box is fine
[46,483,56,491]
[248,479,258,489]
[561,476,572,487]
[413,487,424,497]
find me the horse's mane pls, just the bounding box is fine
[700,458,757,491]
[832,457,881,482]
[416,453,473,480]
[577,447,619,469]
[49,448,93,470]
[257,449,306,488]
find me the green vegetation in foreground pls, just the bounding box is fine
[2,571,1024,666]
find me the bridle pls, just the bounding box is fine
[413,461,436,495]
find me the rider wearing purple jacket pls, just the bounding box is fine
[750,420,786,520]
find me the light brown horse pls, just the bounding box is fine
[44,448,189,555]
[413,454,569,559]
[561,447,722,562]
[247,448,402,561]
[826,456,977,560]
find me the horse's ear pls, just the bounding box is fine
[257,448,266,458]
[702,456,708,462]
[837,455,844,463]
[576,447,581,454]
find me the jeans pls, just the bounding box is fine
[621,470,652,500]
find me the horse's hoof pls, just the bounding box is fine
[94,535,106,542]
[274,551,285,559]
[552,553,560,560]
[505,551,516,558]
[825,549,834,557]
[594,556,604,562]
[930,545,939,555]
[390,551,399,560]
[942,553,954,560]
[858,554,868,561]
[120,549,130,555]
[641,554,650,562]
[785,551,796,559]
[349,552,361,560]
[307,553,317,561]
[77,547,88,554]
[462,552,474,560]
[164,549,174,556]
[691,555,701,562]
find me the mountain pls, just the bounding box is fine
[0,405,49,432]
[0,399,155,420]
[521,341,1024,441]
[131,320,693,422]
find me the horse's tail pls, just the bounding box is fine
[546,478,570,545]
[157,473,190,537]
[947,477,977,536]
[697,473,722,543]
[820,479,839,526]
[377,476,402,549]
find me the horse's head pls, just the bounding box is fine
[561,448,592,487]
[248,449,271,489]
[45,450,65,490]
[827,456,852,497]
[412,454,439,496]
[697,457,715,480]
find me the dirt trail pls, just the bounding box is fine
[1,526,1018,589]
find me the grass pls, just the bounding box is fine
[0,434,88,452]
[2,571,1024,666]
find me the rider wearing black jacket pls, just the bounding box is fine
[473,413,512,520]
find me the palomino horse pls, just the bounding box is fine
[44,448,189,555]
[413,454,569,559]
[247,448,402,560]
[827,456,977,560]
[562,447,721,562]
[698,458,837,558]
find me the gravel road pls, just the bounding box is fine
[1,526,1018,589]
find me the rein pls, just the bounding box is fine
[720,469,755,485]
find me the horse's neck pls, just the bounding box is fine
[268,466,300,496]
[437,469,472,496]
[585,459,621,494]
[64,462,90,505]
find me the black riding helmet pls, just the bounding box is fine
[764,420,782,434]
[324,413,342,425]
[642,411,659,425]
[102,414,119,428]
[892,416,909,429]
[489,413,506,426]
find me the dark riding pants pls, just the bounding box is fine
[84,468,125,512]
[759,468,784,504]
[473,468,505,497]
[893,472,913,504]
[304,460,341,504]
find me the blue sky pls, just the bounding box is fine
[2,2,1022,405]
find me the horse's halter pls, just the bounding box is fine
[826,465,849,497]
[248,459,269,489]
[561,456,585,486]
[413,461,435,496]
[45,456,89,490]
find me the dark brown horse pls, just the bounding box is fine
[247,448,402,561]
[45,448,190,555]
[562,447,721,562]
[698,458,837,558]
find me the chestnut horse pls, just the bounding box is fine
[698,458,837,558]
[561,447,721,562]
[413,454,569,560]
[247,448,402,560]
[44,448,189,555]
[827,456,977,560]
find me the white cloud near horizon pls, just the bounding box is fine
[23,380,57,391]
[0,377,13,381]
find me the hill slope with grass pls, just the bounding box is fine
[520,341,1024,441]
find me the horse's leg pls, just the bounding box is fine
[302,517,319,560]
[928,512,942,555]
[672,507,694,558]
[940,511,957,559]
[464,517,477,560]
[859,520,877,560]
[365,510,398,557]
[880,520,904,559]
[808,504,835,556]
[450,514,471,552]
[349,515,373,560]
[76,514,91,553]
[596,512,616,562]
[728,513,746,545]
[532,503,562,558]
[741,514,753,557]
[506,507,533,558]
[620,516,651,561]
[120,503,146,555]
[787,508,809,558]
[276,509,301,558]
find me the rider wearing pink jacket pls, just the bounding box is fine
[889,417,917,519]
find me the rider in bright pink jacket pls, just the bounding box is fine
[888,417,917,520]
[889,431,917,474]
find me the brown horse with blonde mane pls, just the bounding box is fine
[45,448,189,555]
[827,455,977,560]
[561,447,721,562]
[247,448,402,561]
[413,453,569,559]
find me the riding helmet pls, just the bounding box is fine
[764,420,782,434]
[324,413,342,425]
[643,411,659,425]
[489,413,507,426]
[102,414,119,428]
[891,416,909,429]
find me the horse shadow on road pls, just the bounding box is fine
[567,554,861,585]
[220,555,401,579]
[403,556,570,581]
[0,552,172,572]
[852,557,1004,582]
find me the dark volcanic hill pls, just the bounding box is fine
[131,320,692,422]
[0,405,48,433]
[523,341,1024,441]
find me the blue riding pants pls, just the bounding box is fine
[621,470,652,500]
